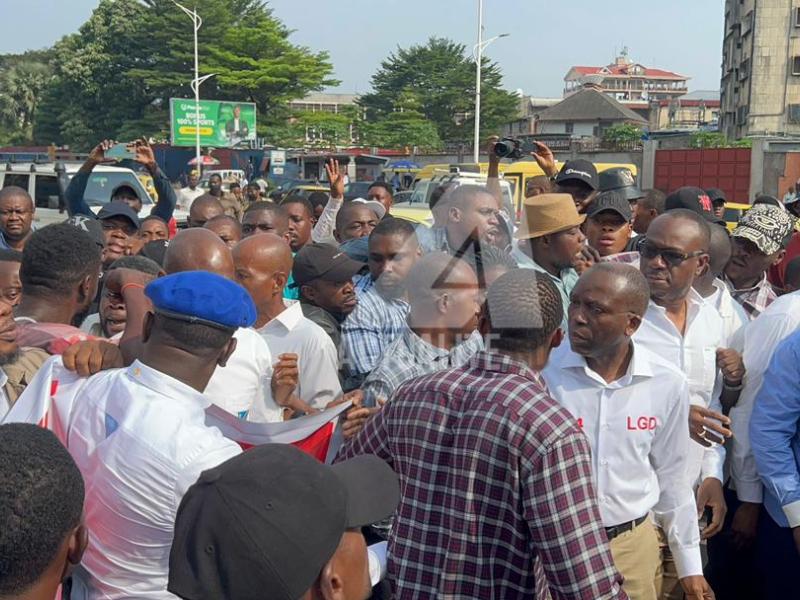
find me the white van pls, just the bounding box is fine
[0,162,189,227]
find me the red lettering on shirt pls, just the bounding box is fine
[627,416,657,430]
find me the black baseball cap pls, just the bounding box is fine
[705,188,727,205]
[599,167,643,202]
[168,444,400,600]
[587,190,633,221]
[555,159,599,190]
[666,187,727,227]
[291,242,366,287]
[64,214,105,248]
[97,201,140,230]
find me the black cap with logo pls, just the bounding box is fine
[587,190,633,222]
[97,201,140,231]
[665,186,726,226]
[555,159,599,190]
[599,167,643,202]
[291,242,366,287]
[168,444,400,600]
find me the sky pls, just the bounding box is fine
[0,0,725,98]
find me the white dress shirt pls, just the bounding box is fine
[729,291,800,503]
[255,301,342,417]
[67,360,242,599]
[0,368,9,419]
[177,186,204,211]
[204,327,274,421]
[634,289,726,485]
[705,278,748,352]
[311,195,341,245]
[544,342,701,578]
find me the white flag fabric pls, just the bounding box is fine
[2,355,350,463]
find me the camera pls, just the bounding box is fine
[493,137,523,160]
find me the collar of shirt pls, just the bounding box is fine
[403,327,482,364]
[724,272,769,295]
[557,341,654,387]
[263,300,304,334]
[644,287,709,334]
[0,366,9,390]
[466,349,546,387]
[126,359,212,411]
[511,245,577,283]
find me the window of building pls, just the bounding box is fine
[795,7,800,27]
[565,122,574,134]
[793,56,800,75]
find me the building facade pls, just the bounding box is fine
[563,49,689,102]
[721,0,800,139]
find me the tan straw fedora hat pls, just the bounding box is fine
[515,193,586,240]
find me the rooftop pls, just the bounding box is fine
[538,87,647,123]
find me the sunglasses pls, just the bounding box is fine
[640,240,705,268]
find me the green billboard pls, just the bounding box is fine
[170,98,257,147]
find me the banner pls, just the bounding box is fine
[2,356,350,463]
[170,98,257,148]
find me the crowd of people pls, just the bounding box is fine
[1,136,800,600]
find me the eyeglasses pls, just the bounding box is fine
[640,240,705,268]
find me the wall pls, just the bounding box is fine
[653,147,751,201]
[538,121,597,136]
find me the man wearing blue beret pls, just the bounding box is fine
[60,270,254,599]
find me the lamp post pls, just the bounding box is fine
[472,0,508,163]
[171,1,215,174]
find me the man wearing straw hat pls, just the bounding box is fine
[512,193,586,329]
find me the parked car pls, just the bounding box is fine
[284,183,329,199]
[0,162,189,227]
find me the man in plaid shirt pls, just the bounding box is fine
[339,269,626,599]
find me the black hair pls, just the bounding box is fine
[464,244,517,278]
[141,215,168,227]
[639,189,666,214]
[20,223,101,296]
[208,174,222,182]
[0,248,22,263]
[307,191,329,211]
[753,195,782,208]
[367,181,393,198]
[107,255,163,277]
[0,423,84,595]
[154,312,233,355]
[429,182,458,210]
[205,214,242,232]
[661,208,711,250]
[485,269,562,352]
[447,184,493,210]
[229,182,241,191]
[370,216,417,241]
[246,181,261,190]
[585,262,650,316]
[244,201,286,217]
[280,195,314,217]
[707,223,732,276]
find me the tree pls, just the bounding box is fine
[602,123,643,148]
[359,37,518,144]
[689,131,752,149]
[0,51,53,143]
[361,92,441,151]
[31,0,336,149]
[265,107,358,149]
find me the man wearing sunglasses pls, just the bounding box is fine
[634,209,743,599]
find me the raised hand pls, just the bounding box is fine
[325,158,345,199]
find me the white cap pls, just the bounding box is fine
[351,197,386,219]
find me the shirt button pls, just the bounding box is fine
[601,460,609,466]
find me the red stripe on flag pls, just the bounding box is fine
[291,422,334,462]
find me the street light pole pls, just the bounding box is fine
[473,0,483,164]
[472,1,509,164]
[171,1,213,175]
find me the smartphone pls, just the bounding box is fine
[105,142,136,160]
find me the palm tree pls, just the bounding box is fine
[0,60,52,137]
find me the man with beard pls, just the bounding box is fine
[0,186,35,251]
[80,256,163,339]
[417,185,501,258]
[360,252,483,407]
[294,243,365,349]
[513,193,586,329]
[342,219,421,387]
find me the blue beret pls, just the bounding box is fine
[145,271,257,330]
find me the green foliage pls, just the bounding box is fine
[602,123,643,147]
[689,131,752,149]
[0,50,54,143]
[265,107,358,149]
[26,0,335,149]
[358,37,518,144]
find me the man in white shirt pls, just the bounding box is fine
[232,233,342,417]
[634,209,743,599]
[544,263,710,600]
[177,170,204,211]
[66,270,255,598]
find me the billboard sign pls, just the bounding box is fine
[170,98,257,147]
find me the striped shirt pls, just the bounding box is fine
[339,350,626,600]
[724,273,777,320]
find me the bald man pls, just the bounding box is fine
[360,252,484,406]
[204,215,242,249]
[635,210,741,600]
[333,202,379,243]
[188,194,225,228]
[0,186,35,251]
[544,263,709,600]
[233,234,342,412]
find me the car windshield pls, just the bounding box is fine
[72,172,152,206]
